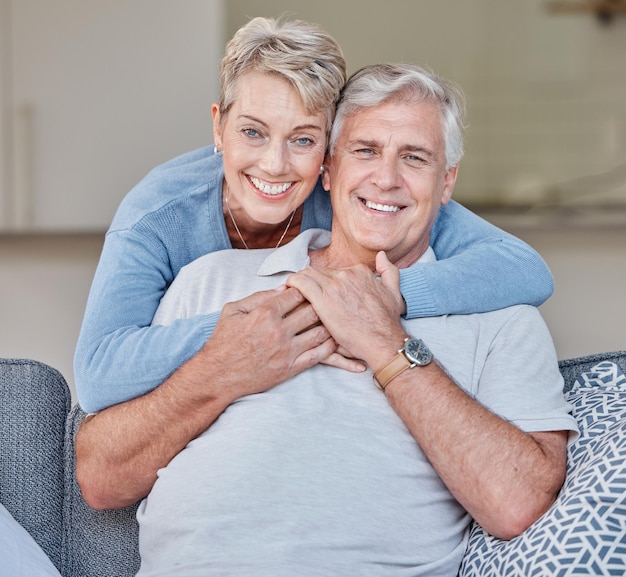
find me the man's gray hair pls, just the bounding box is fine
[219,17,346,135]
[329,64,467,169]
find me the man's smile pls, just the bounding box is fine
[361,198,404,213]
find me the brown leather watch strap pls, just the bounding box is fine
[374,352,411,391]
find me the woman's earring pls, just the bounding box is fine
[214,145,223,157]
[319,165,325,174]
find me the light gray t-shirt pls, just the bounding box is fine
[138,229,577,577]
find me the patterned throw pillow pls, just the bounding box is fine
[459,362,626,577]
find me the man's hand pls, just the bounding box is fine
[196,286,338,402]
[76,286,337,510]
[286,251,406,368]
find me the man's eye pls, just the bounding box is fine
[355,148,375,156]
[402,151,430,165]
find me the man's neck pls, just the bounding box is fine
[308,236,429,272]
[309,243,376,271]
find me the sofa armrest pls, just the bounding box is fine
[559,350,626,393]
[0,358,70,573]
[62,404,141,577]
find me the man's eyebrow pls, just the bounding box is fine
[347,138,381,148]
[348,138,435,157]
[404,145,435,158]
[238,114,323,132]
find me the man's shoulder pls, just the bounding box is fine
[178,247,276,281]
[456,304,545,336]
[480,303,540,320]
[410,305,546,356]
[177,228,328,284]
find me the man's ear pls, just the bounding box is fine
[441,165,459,205]
[211,103,222,150]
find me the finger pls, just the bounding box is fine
[321,352,367,373]
[375,251,400,291]
[267,286,308,318]
[284,301,322,336]
[292,322,331,351]
[292,335,338,374]
[285,269,324,303]
[376,251,406,315]
[232,285,289,314]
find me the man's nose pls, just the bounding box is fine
[371,156,401,190]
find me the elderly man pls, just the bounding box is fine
[77,64,577,577]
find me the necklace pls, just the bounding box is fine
[224,183,296,250]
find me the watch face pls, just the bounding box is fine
[403,339,432,366]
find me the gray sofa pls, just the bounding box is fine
[1,353,625,577]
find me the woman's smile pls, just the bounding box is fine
[248,176,295,197]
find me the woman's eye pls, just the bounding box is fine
[294,137,314,146]
[243,128,260,138]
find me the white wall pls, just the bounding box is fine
[1,0,223,231]
[496,224,626,360]
[0,233,102,397]
[0,1,624,400]
[228,0,626,211]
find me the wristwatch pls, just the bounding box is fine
[374,337,432,391]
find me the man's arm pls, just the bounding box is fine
[287,253,568,540]
[76,287,335,510]
[380,363,567,539]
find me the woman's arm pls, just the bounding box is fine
[400,200,554,318]
[76,287,335,509]
[73,228,219,413]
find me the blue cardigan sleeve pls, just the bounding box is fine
[75,198,553,413]
[401,200,554,318]
[73,226,220,413]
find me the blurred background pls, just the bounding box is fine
[1,0,624,397]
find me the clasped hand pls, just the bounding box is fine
[286,251,406,371]
[206,252,404,401]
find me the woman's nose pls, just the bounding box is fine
[258,140,290,176]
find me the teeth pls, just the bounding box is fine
[250,177,292,195]
[364,199,401,213]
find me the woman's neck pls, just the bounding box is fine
[223,198,303,250]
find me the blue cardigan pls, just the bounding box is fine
[74,146,553,412]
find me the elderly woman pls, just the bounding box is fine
[74,17,553,413]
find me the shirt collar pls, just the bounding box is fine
[257,229,331,277]
[256,228,437,277]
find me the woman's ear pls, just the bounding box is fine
[321,154,332,191]
[211,103,222,150]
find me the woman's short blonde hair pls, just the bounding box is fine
[219,17,346,135]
